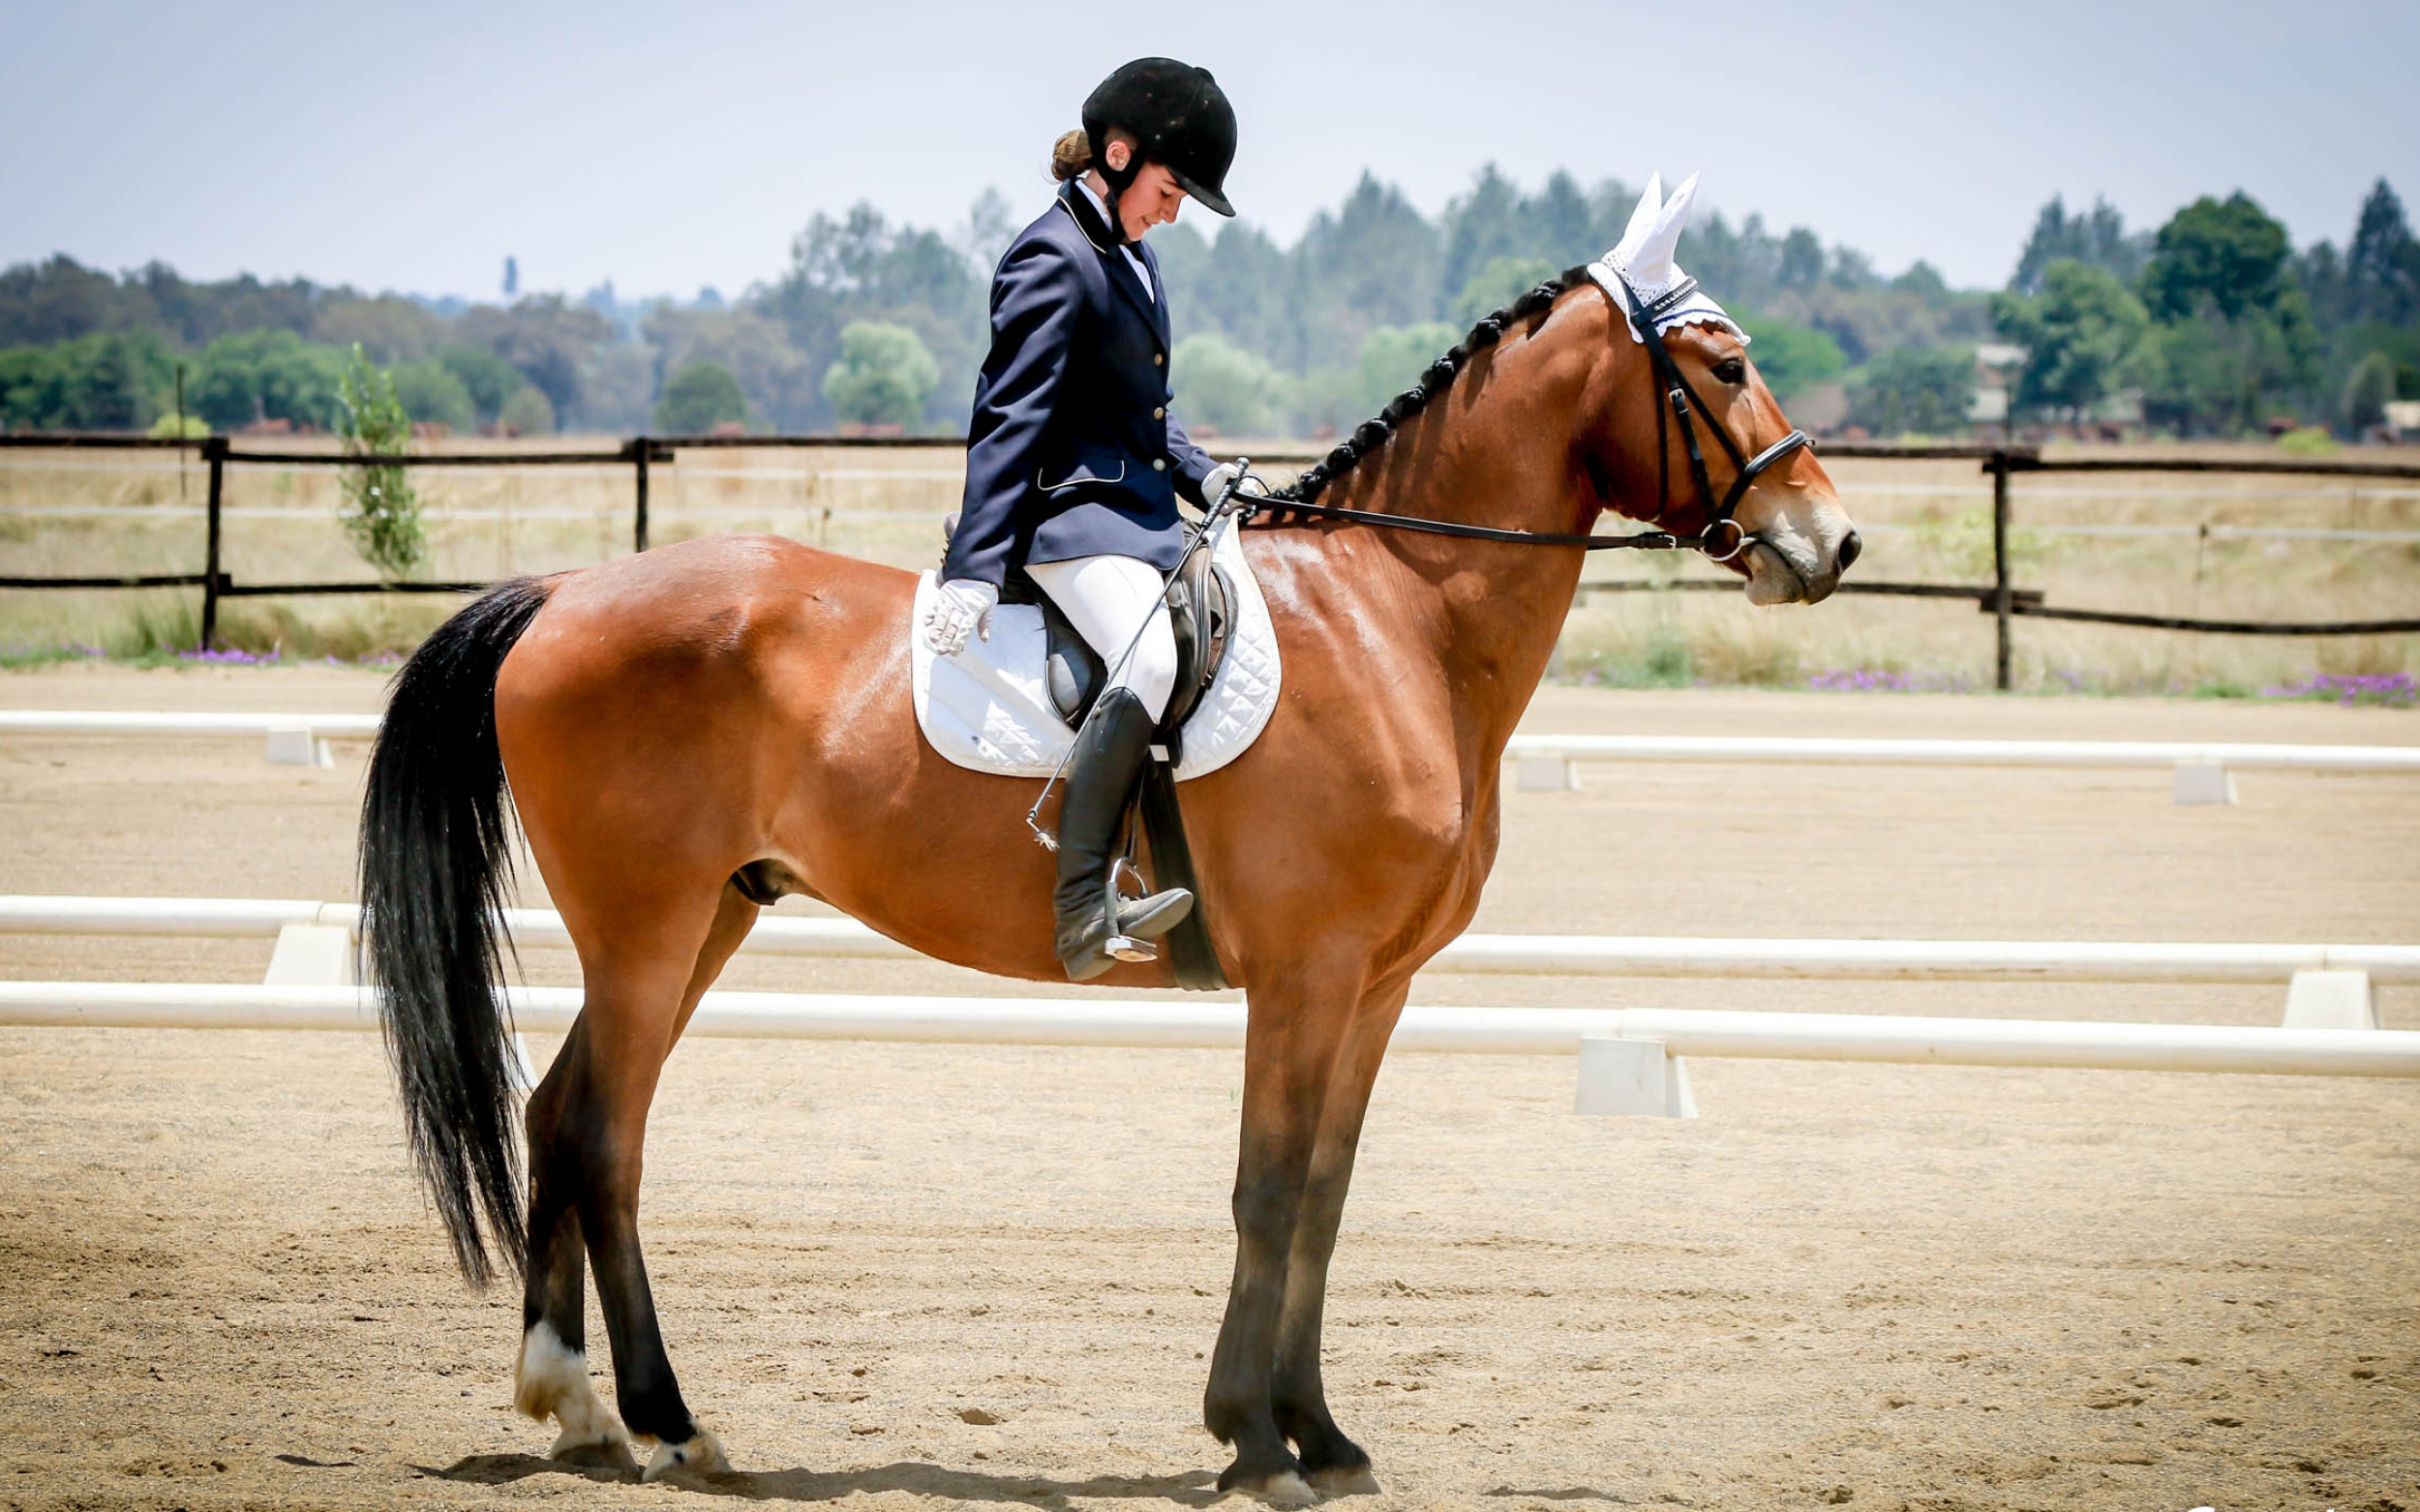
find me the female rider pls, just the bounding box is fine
[920,57,1258,983]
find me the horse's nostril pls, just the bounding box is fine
[1835,529,1862,571]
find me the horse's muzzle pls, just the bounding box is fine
[1743,537,1828,605]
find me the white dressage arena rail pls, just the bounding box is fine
[7,711,2418,801]
[3,983,2413,1083]
[2,893,2401,1114]
[6,894,2417,986]
[1501,732,2420,771]
[0,711,383,738]
[1500,732,2420,802]
[0,710,378,768]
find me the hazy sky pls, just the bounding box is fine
[4,0,2413,303]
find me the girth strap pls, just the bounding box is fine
[1135,750,1225,990]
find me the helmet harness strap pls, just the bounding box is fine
[1096,141,1141,246]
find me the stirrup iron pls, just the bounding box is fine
[1103,858,1159,963]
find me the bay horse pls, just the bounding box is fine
[359,186,1859,1502]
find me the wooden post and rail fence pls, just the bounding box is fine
[4,433,2417,689]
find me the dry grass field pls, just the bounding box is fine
[1,666,2416,1511]
[3,438,2414,692]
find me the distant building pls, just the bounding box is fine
[1967,344,2026,433]
[1786,380,1849,435]
[1965,343,2139,437]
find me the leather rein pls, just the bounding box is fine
[1253,267,1809,560]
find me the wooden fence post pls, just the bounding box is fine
[200,436,227,650]
[1989,448,2012,691]
[632,436,650,554]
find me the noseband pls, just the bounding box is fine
[1253,270,1810,558]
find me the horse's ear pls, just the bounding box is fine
[1623,170,1702,287]
[1610,172,1666,264]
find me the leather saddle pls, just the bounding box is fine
[939,514,1238,752]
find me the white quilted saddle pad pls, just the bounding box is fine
[910,519,1282,780]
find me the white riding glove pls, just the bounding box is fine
[921,577,998,656]
[1201,462,1270,508]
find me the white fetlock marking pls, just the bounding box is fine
[1250,1470,1319,1507]
[642,1426,728,1482]
[514,1321,625,1454]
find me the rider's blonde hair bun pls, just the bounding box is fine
[1049,130,1093,183]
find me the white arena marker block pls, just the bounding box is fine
[2283,969,2379,1030]
[1574,1035,1697,1118]
[1516,755,1581,793]
[263,923,355,986]
[2172,760,2236,805]
[265,727,333,768]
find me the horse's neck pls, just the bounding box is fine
[1325,332,1605,765]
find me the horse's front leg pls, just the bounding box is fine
[1203,960,1367,1505]
[1269,979,1407,1496]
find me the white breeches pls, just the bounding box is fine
[1023,553,1178,721]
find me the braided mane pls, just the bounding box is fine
[1265,263,1596,507]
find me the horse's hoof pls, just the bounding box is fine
[514,1322,628,1462]
[1306,1463,1382,1497]
[642,1426,729,1482]
[1220,1467,1318,1507]
[550,1433,637,1471]
[544,1403,629,1463]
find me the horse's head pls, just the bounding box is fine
[1585,173,1860,604]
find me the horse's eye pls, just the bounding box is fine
[1713,358,1747,385]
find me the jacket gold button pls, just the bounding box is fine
[1153,407,1165,419]
[1152,459,1166,471]
[1153,353,1164,366]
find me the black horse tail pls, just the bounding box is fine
[358,575,554,1287]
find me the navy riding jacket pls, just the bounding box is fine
[941,184,1217,588]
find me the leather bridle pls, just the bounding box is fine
[1254,267,1810,559]
[1594,266,1811,562]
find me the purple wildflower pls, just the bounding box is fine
[177,646,283,665]
[1808,667,1978,694]
[2260,673,2418,709]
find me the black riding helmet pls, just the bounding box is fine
[1082,57,1237,225]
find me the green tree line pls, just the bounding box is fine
[1988,179,2419,436]
[2,170,2413,442]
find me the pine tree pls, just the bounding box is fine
[2346,179,2419,324]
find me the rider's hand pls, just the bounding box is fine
[921,578,999,656]
[1202,462,1271,506]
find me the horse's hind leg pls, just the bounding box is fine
[514,1025,623,1462]
[516,880,757,1480]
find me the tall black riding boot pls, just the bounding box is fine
[1053,688,1195,982]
